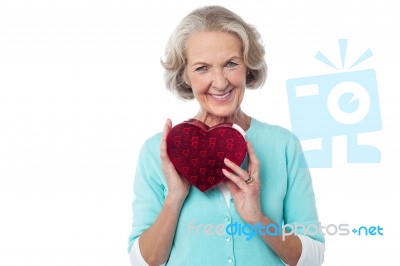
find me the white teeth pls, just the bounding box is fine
[211,91,230,99]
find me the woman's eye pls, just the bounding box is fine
[226,61,238,68]
[195,66,208,73]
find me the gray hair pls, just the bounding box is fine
[161,5,267,100]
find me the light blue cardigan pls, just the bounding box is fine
[128,117,324,265]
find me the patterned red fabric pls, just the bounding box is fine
[167,119,247,192]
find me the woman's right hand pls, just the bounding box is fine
[138,119,190,266]
[160,118,190,203]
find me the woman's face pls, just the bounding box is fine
[185,31,247,122]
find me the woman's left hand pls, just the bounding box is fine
[222,141,263,224]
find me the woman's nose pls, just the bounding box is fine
[211,68,228,90]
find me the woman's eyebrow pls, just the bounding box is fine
[190,60,210,66]
[190,56,243,67]
[224,56,242,63]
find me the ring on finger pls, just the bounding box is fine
[244,175,254,184]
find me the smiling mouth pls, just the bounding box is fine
[210,89,233,100]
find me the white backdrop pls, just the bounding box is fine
[0,0,399,265]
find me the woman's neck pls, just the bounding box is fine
[193,109,251,131]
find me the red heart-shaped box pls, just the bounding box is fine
[167,119,247,192]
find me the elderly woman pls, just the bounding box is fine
[128,5,325,266]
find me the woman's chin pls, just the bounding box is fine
[205,107,239,122]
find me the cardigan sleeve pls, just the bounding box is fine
[128,135,166,253]
[283,132,325,244]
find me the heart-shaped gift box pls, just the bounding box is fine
[167,119,247,192]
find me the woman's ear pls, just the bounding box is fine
[183,70,191,87]
[246,68,254,82]
[246,67,251,76]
